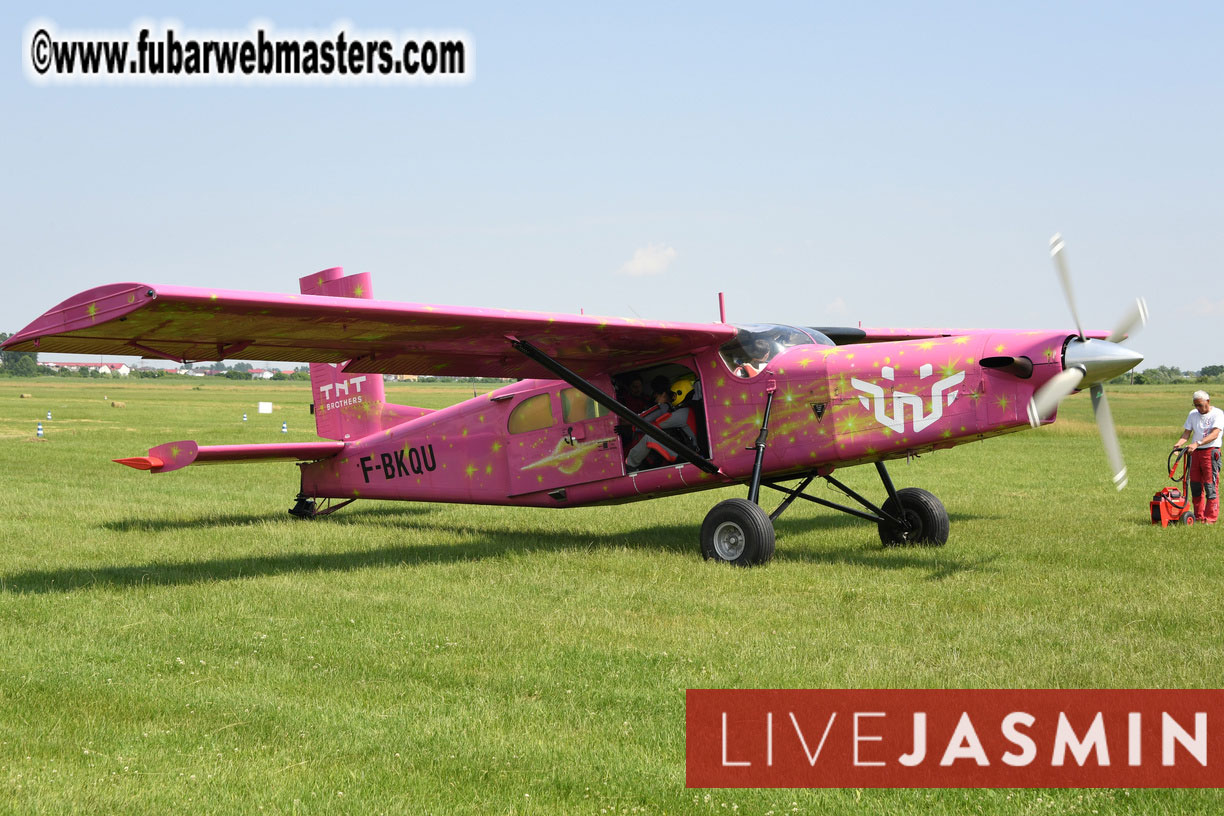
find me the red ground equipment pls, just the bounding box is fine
[1151,448,1194,527]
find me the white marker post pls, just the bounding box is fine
[281,422,288,433]
[46,411,52,420]
[36,422,43,438]
[243,413,248,422]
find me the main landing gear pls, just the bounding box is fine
[698,462,950,566]
[698,389,949,566]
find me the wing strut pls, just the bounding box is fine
[507,337,722,476]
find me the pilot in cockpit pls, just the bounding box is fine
[734,338,772,378]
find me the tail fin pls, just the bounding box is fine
[300,268,431,440]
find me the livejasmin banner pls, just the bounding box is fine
[686,689,1222,788]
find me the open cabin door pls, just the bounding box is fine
[506,381,624,496]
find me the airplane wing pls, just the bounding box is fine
[1,282,738,378]
[814,326,1110,344]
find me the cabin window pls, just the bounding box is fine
[508,393,555,434]
[718,323,833,379]
[561,388,608,422]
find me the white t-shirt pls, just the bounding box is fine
[1184,406,1224,447]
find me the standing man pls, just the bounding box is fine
[1174,390,1224,524]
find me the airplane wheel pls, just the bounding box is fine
[878,488,949,547]
[700,499,775,566]
[288,495,317,519]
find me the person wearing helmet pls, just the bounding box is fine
[625,376,700,471]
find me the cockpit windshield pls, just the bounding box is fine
[718,324,835,379]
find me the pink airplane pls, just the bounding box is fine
[2,236,1144,565]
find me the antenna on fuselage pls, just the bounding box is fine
[718,292,726,323]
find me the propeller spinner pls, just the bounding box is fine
[1026,234,1146,490]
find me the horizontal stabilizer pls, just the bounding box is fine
[116,440,345,473]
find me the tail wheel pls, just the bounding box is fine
[288,495,317,519]
[700,499,775,566]
[878,487,949,547]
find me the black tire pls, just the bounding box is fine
[288,496,317,519]
[700,499,776,566]
[1183,512,1196,526]
[878,487,949,547]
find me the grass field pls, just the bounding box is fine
[0,377,1221,814]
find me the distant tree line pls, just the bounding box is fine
[1112,365,1224,386]
[0,332,40,376]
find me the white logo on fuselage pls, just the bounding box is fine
[318,375,367,400]
[851,364,965,434]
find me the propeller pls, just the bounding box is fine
[1025,365,1085,428]
[1026,234,1146,490]
[1090,383,1128,490]
[1107,297,1149,344]
[1050,234,1085,341]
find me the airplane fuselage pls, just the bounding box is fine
[299,330,1074,508]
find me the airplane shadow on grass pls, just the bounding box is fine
[3,506,995,594]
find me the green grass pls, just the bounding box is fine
[0,378,1221,814]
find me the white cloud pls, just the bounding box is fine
[618,243,677,277]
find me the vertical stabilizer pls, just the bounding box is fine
[300,268,431,440]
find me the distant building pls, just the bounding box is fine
[47,362,130,376]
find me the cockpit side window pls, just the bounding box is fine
[561,388,608,422]
[718,324,832,379]
[508,393,555,433]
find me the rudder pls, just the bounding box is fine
[300,268,431,440]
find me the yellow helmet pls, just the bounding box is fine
[670,377,696,407]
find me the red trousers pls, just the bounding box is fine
[1190,448,1220,524]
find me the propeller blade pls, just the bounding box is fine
[1050,233,1085,342]
[1027,365,1086,427]
[1090,383,1127,490]
[1106,297,1149,343]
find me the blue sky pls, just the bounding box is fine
[3,1,1220,369]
